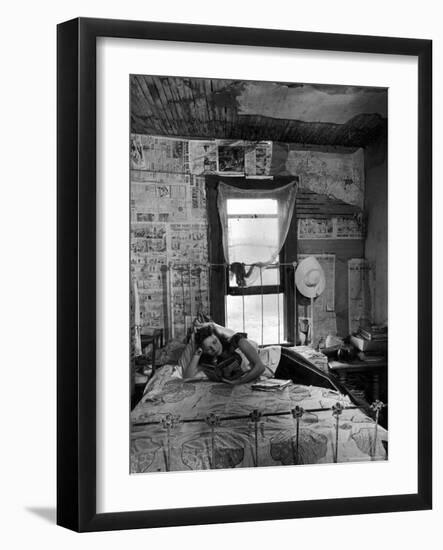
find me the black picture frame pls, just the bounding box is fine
[57,17,432,532]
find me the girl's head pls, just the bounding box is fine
[195,325,223,357]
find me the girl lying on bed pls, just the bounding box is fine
[183,321,344,393]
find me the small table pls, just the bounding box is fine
[328,358,387,428]
[328,358,387,402]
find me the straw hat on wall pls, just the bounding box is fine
[295,256,325,298]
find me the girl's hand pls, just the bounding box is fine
[202,366,223,382]
[194,347,203,357]
[193,320,213,332]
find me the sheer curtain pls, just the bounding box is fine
[217,180,298,286]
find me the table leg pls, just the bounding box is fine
[338,372,347,386]
[373,373,380,401]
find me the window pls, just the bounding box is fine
[225,198,284,344]
[204,176,298,347]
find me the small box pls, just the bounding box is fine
[350,335,387,353]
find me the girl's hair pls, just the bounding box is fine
[194,325,216,348]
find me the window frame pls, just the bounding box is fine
[205,175,298,344]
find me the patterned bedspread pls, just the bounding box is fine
[131,365,388,473]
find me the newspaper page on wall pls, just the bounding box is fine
[348,258,374,334]
[130,134,190,173]
[189,140,218,174]
[298,216,364,240]
[244,141,273,176]
[217,140,245,174]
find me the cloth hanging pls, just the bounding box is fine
[217,180,298,286]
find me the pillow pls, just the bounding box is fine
[258,345,282,378]
[156,339,186,365]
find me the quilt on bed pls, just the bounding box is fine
[131,365,388,473]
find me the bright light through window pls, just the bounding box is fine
[226,294,284,345]
[227,198,278,215]
[227,198,280,286]
[225,198,283,344]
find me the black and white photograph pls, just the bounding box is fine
[0,0,436,541]
[129,75,389,473]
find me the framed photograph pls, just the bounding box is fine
[57,17,432,532]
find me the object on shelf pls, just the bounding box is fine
[288,345,329,373]
[357,352,386,362]
[350,334,387,352]
[358,325,388,341]
[325,333,344,348]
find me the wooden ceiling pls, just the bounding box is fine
[131,75,387,148]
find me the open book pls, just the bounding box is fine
[199,356,243,380]
[251,378,292,392]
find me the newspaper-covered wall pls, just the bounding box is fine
[130,133,367,345]
[130,143,210,339]
[130,135,274,341]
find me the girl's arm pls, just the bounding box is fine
[194,320,235,340]
[212,322,235,340]
[182,348,203,378]
[223,338,266,385]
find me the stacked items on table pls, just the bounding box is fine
[288,345,329,373]
[350,325,388,356]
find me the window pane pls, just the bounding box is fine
[226,293,284,345]
[229,264,279,287]
[227,198,278,215]
[227,217,279,263]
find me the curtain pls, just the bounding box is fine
[217,180,298,286]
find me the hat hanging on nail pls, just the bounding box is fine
[295,256,326,298]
